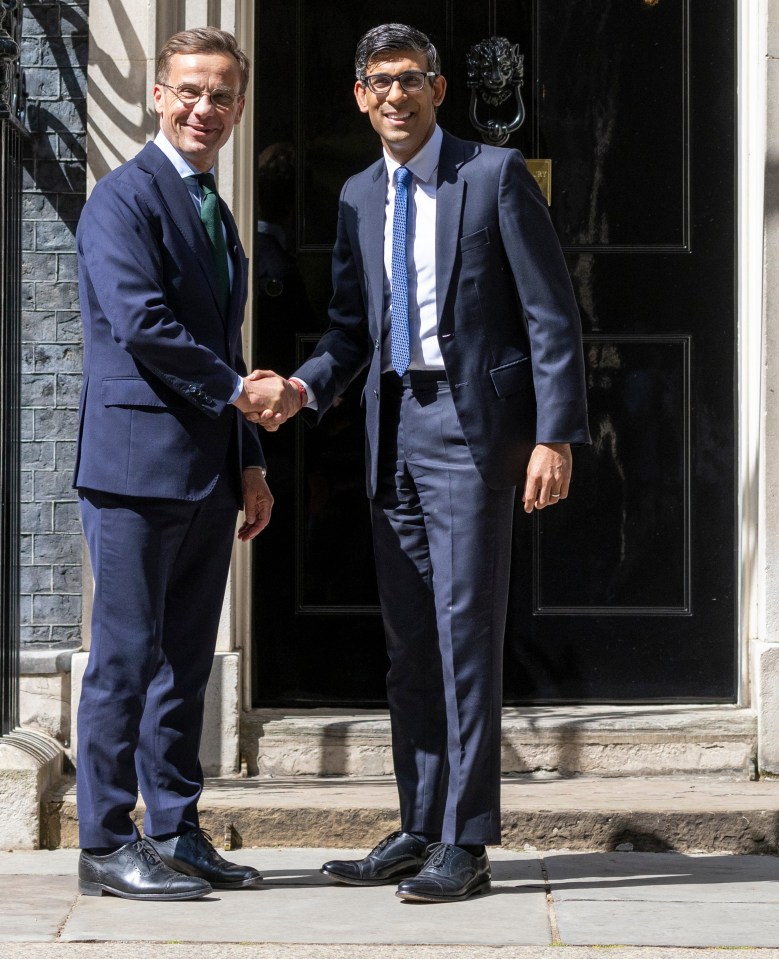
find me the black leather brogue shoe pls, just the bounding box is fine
[321,830,430,886]
[78,839,212,900]
[145,828,261,889]
[396,843,491,903]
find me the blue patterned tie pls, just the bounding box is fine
[391,166,413,375]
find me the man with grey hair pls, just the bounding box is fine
[271,23,590,903]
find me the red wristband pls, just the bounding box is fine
[290,378,306,409]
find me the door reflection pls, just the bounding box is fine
[252,143,384,705]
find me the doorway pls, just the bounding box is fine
[251,0,737,706]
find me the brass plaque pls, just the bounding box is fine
[526,159,552,205]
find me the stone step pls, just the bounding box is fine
[43,774,779,855]
[240,705,758,778]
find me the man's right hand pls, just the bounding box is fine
[233,370,301,428]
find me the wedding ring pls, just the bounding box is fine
[551,493,561,498]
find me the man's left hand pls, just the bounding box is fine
[522,443,572,513]
[238,468,274,540]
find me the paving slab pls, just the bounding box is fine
[545,849,779,900]
[0,849,79,874]
[4,848,779,953]
[0,875,77,942]
[547,851,779,948]
[555,899,779,948]
[60,848,550,946]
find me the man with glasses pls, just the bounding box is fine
[275,22,590,903]
[73,27,297,901]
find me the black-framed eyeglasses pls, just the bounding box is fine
[159,83,241,110]
[361,70,438,95]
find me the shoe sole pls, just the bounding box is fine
[395,879,492,903]
[79,879,212,901]
[320,867,421,887]
[209,876,262,889]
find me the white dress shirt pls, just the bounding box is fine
[382,123,444,371]
[293,124,447,407]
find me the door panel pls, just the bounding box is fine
[539,0,688,249]
[540,337,690,613]
[251,0,736,705]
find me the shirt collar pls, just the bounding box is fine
[384,124,443,186]
[154,130,215,179]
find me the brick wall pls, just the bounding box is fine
[20,0,88,650]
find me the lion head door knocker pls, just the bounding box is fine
[466,36,525,147]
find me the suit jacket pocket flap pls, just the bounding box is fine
[102,376,185,409]
[460,227,490,252]
[489,357,533,398]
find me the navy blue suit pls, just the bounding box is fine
[295,131,590,845]
[74,142,262,848]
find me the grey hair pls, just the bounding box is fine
[354,23,441,80]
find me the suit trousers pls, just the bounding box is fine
[372,373,516,846]
[76,475,238,849]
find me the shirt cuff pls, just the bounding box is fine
[289,377,317,410]
[229,374,243,404]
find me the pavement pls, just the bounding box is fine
[14,775,779,957]
[3,843,779,958]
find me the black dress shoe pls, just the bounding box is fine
[396,843,491,903]
[145,828,261,889]
[78,839,212,900]
[321,831,430,886]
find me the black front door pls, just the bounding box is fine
[251,0,737,705]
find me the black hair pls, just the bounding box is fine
[354,23,440,80]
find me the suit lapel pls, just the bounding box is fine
[137,143,229,324]
[436,133,467,330]
[220,198,247,333]
[360,161,389,336]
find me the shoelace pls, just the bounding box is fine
[134,840,162,869]
[188,827,225,863]
[192,827,214,845]
[427,843,453,869]
[371,830,403,855]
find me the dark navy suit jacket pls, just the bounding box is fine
[73,141,263,501]
[294,131,591,497]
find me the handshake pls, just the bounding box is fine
[233,369,304,432]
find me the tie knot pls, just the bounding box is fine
[396,166,412,191]
[192,171,217,195]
